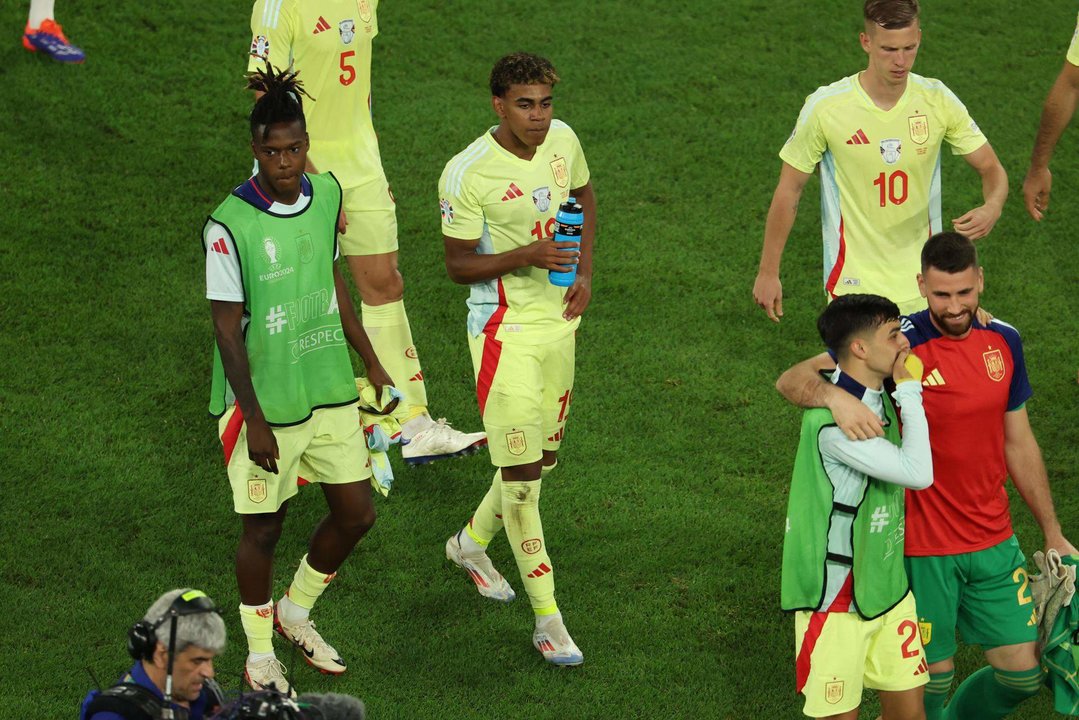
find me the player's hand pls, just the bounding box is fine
[752,272,783,323]
[246,417,280,474]
[364,362,398,412]
[892,348,915,384]
[336,207,348,235]
[828,390,885,441]
[975,306,994,326]
[526,240,579,271]
[952,204,1000,240]
[1044,533,1079,558]
[1023,166,1052,222]
[562,274,591,321]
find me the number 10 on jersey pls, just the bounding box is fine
[873,170,908,207]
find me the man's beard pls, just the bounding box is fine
[931,304,976,337]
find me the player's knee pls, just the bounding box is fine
[242,521,284,556]
[337,503,376,540]
[363,271,403,304]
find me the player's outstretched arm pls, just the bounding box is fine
[775,352,886,440]
[443,235,579,285]
[562,182,595,321]
[953,143,1007,240]
[754,163,812,323]
[333,265,395,399]
[1024,61,1079,221]
[1004,407,1078,556]
[211,300,280,474]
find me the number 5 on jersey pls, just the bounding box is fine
[339,51,356,86]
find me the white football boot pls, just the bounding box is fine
[445,529,516,602]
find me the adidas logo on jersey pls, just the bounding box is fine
[922,368,946,387]
[501,183,524,201]
[313,16,331,34]
[846,129,870,145]
[409,372,424,382]
[210,238,230,255]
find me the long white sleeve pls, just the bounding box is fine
[818,381,933,490]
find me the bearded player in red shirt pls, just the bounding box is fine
[775,231,1075,720]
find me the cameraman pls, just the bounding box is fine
[81,588,227,720]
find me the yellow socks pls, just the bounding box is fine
[239,601,274,656]
[360,300,427,415]
[465,470,504,547]
[279,554,334,624]
[501,479,557,614]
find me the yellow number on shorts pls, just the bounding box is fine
[1012,567,1033,606]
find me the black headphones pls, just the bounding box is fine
[126,589,220,661]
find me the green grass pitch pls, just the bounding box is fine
[1,1,1077,717]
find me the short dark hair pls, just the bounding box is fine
[864,0,919,29]
[247,63,313,141]
[921,231,978,274]
[818,294,901,360]
[489,52,559,97]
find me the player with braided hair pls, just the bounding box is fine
[248,0,486,465]
[205,63,392,696]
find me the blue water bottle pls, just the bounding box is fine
[549,197,583,287]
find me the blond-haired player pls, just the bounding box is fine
[439,52,595,666]
[248,0,485,463]
[753,0,1007,319]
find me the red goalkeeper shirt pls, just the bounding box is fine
[901,310,1033,556]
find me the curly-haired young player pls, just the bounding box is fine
[439,52,596,666]
[204,64,392,695]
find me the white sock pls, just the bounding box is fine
[535,611,564,630]
[458,527,486,556]
[28,0,56,27]
[277,593,309,624]
[401,413,432,440]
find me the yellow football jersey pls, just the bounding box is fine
[780,73,986,308]
[1067,11,1079,66]
[249,0,383,191]
[439,120,590,345]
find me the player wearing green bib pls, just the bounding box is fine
[782,294,933,719]
[248,0,487,463]
[753,0,1007,319]
[438,53,596,666]
[204,65,393,695]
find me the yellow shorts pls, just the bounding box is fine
[219,403,372,514]
[468,331,575,467]
[338,179,398,256]
[794,592,928,717]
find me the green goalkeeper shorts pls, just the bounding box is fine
[905,535,1037,664]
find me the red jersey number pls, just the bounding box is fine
[339,51,357,86]
[873,170,909,207]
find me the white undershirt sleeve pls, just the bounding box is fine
[204,221,245,302]
[818,382,933,490]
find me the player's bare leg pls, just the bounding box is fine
[237,506,289,604]
[347,251,485,464]
[275,481,376,676]
[878,687,926,720]
[817,709,860,720]
[237,506,294,695]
